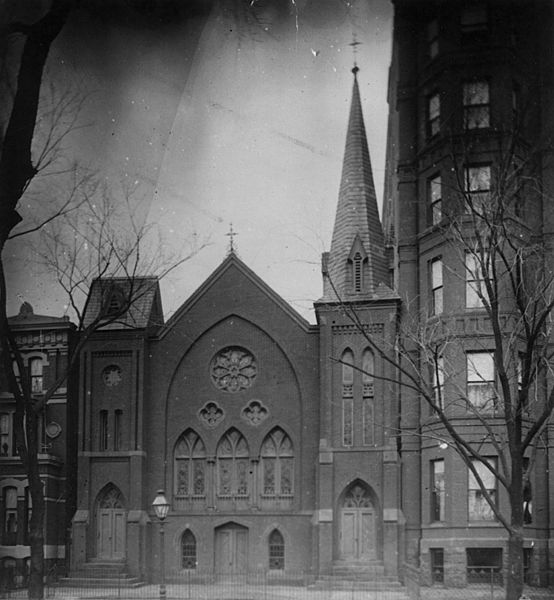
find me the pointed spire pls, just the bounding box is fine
[322,66,388,301]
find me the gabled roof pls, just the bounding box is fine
[82,276,163,331]
[321,67,389,302]
[161,251,312,337]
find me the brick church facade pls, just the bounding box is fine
[69,0,554,585]
[69,66,404,582]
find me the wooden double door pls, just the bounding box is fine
[339,484,376,560]
[95,486,126,560]
[97,509,126,559]
[215,523,248,575]
[340,507,376,559]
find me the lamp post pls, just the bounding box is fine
[152,490,170,600]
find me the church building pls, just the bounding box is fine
[69,0,554,587]
[70,66,404,584]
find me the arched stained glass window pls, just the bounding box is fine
[174,430,206,498]
[261,427,294,496]
[268,529,285,570]
[181,529,197,569]
[216,429,249,497]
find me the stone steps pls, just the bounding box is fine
[60,561,144,588]
[58,576,143,588]
[311,560,406,593]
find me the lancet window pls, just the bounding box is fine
[216,429,249,498]
[174,430,206,498]
[341,349,354,446]
[261,427,294,497]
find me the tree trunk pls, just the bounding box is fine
[26,407,46,600]
[505,530,524,600]
[0,3,72,599]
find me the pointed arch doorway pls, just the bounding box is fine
[339,482,376,560]
[95,485,127,560]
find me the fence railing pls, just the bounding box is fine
[404,564,554,600]
[2,565,554,600]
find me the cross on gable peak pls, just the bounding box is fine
[226,223,238,254]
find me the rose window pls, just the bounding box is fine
[210,347,257,393]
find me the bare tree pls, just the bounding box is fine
[3,179,203,598]
[0,3,298,596]
[331,125,553,600]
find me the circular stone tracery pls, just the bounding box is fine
[210,346,257,393]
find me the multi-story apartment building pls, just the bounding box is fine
[383,0,554,586]
[0,303,77,585]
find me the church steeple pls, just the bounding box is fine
[321,67,388,301]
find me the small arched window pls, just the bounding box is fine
[181,529,197,569]
[99,410,108,451]
[174,430,206,498]
[268,529,285,570]
[114,410,123,451]
[341,349,354,386]
[362,349,375,396]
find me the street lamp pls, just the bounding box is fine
[152,490,170,600]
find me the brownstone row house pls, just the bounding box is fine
[0,304,77,585]
[1,0,553,590]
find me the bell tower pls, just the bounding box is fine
[314,66,403,578]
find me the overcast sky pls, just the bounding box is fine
[6,0,392,324]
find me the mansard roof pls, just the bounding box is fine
[82,276,163,331]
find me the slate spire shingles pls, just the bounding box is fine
[322,67,389,301]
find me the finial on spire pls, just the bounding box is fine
[349,34,362,74]
[226,223,238,254]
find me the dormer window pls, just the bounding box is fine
[104,285,125,317]
[353,253,363,292]
[347,236,368,295]
[108,293,123,314]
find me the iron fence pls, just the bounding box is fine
[404,565,554,600]
[2,566,554,600]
